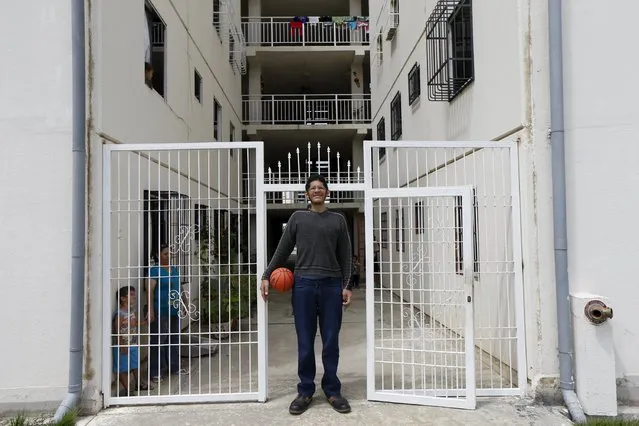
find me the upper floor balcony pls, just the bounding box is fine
[242,16,370,50]
[242,94,371,128]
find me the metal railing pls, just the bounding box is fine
[242,94,371,125]
[241,16,370,46]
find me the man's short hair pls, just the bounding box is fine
[305,174,328,191]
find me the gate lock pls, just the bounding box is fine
[584,299,613,324]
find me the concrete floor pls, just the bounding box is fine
[80,284,572,425]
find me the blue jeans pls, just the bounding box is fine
[292,276,343,397]
[149,314,181,377]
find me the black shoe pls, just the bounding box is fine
[289,394,312,415]
[327,395,351,414]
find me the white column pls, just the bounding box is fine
[248,62,262,122]
[248,0,262,44]
[349,0,362,16]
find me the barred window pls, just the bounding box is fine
[194,69,202,102]
[390,92,402,141]
[426,0,474,101]
[408,63,421,105]
[376,117,386,159]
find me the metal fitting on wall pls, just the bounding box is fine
[584,300,613,324]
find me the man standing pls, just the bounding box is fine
[261,174,353,415]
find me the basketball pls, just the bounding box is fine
[270,267,294,292]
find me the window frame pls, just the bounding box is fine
[408,63,421,105]
[194,69,202,102]
[390,92,402,141]
[376,117,386,160]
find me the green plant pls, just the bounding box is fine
[196,223,256,326]
[586,419,639,426]
[7,409,76,426]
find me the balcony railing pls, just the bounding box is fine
[242,16,370,46]
[242,94,371,125]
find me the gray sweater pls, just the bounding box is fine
[262,209,352,289]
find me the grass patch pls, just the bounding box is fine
[6,409,76,426]
[587,419,639,426]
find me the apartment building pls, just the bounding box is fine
[370,0,639,415]
[4,0,637,418]
[240,0,372,260]
[1,0,246,412]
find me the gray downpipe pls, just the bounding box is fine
[54,0,87,421]
[548,0,587,423]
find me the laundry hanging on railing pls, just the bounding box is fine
[288,16,370,33]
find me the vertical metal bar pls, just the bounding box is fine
[462,186,476,409]
[363,141,375,400]
[255,143,267,402]
[102,146,113,406]
[509,142,526,393]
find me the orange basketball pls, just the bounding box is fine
[270,267,294,292]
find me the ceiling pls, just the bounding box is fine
[253,51,357,94]
[259,0,353,17]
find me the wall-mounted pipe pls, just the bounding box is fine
[53,0,87,421]
[548,0,587,423]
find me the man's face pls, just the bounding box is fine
[306,180,328,204]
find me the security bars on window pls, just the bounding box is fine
[425,0,474,102]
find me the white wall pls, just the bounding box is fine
[370,0,523,142]
[0,0,73,411]
[368,0,561,391]
[94,0,243,144]
[563,0,639,403]
[82,0,245,410]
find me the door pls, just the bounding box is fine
[364,186,476,409]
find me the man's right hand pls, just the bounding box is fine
[261,279,269,302]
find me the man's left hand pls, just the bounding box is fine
[342,289,352,307]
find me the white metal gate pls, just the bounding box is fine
[102,142,266,406]
[364,141,525,408]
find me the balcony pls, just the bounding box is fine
[242,94,371,126]
[242,16,370,47]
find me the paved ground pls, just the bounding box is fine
[76,398,572,425]
[74,284,572,425]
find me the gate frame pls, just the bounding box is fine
[102,142,266,407]
[363,140,527,399]
[363,185,477,409]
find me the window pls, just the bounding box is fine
[194,69,202,102]
[144,2,166,97]
[213,0,221,35]
[425,0,474,101]
[229,31,236,72]
[454,190,479,276]
[386,0,400,40]
[375,33,383,66]
[408,63,421,105]
[214,99,221,140]
[390,92,402,140]
[376,117,386,159]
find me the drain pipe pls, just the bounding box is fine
[53,0,87,421]
[548,0,587,423]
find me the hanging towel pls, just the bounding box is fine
[308,16,320,24]
[332,16,348,25]
[348,20,357,30]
